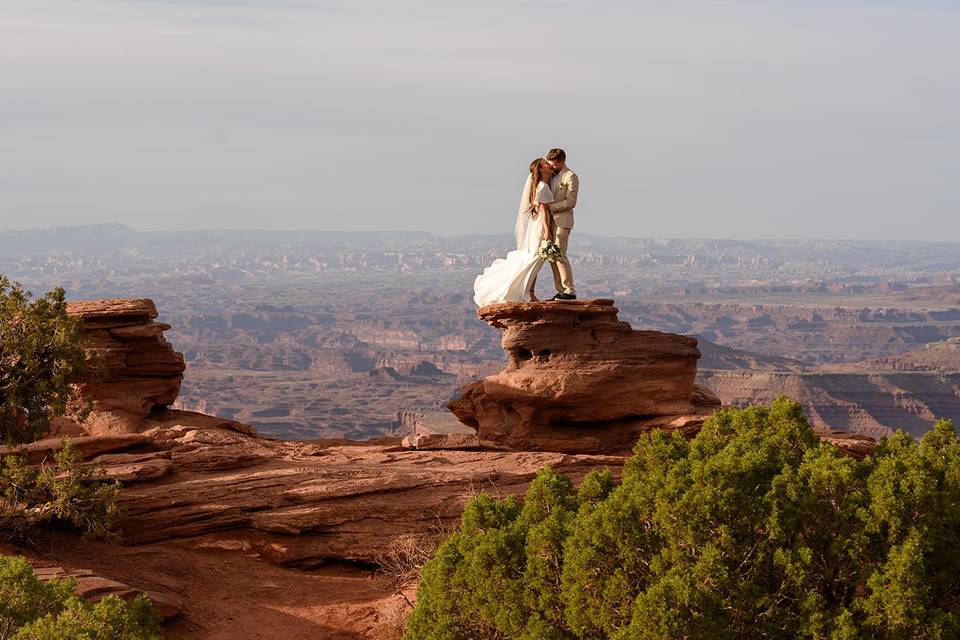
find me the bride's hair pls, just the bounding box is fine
[528,158,545,208]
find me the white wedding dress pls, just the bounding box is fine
[473,176,554,307]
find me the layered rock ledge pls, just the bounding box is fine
[38,300,623,568]
[44,298,864,570]
[449,299,721,453]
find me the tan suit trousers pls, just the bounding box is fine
[550,226,575,295]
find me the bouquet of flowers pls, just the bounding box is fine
[538,239,564,263]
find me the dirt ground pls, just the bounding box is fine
[3,535,413,640]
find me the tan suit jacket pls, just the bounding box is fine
[549,168,579,230]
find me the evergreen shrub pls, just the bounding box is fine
[406,397,960,640]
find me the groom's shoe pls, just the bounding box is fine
[554,292,577,301]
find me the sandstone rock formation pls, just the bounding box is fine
[65,299,186,434]
[3,297,886,638]
[449,299,721,453]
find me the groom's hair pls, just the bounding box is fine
[546,148,566,162]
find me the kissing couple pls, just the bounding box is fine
[473,148,579,307]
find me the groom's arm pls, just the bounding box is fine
[549,172,579,214]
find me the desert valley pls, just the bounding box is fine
[1,225,958,638]
[4,225,957,442]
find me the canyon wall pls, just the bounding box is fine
[698,370,960,439]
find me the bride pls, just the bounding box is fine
[473,158,555,307]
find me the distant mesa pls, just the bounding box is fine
[254,304,297,313]
[695,335,810,371]
[367,361,454,383]
[853,337,960,373]
[409,360,454,378]
[698,368,960,440]
[696,335,960,439]
[367,366,406,381]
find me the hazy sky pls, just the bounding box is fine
[2,0,958,239]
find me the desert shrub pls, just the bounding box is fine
[0,277,94,445]
[376,519,459,588]
[1,441,121,542]
[0,555,162,640]
[406,397,960,640]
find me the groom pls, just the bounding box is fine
[546,148,578,301]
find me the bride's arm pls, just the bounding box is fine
[538,203,551,240]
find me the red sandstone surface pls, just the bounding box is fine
[9,407,623,638]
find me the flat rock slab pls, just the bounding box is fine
[108,322,172,339]
[92,451,175,482]
[109,412,623,567]
[402,431,481,450]
[33,565,183,620]
[67,299,158,321]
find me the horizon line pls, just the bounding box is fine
[2,222,960,246]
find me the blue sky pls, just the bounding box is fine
[2,0,958,239]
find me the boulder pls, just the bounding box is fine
[399,409,480,450]
[449,299,716,452]
[402,431,480,450]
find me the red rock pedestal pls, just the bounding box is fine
[449,299,720,453]
[66,299,186,434]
